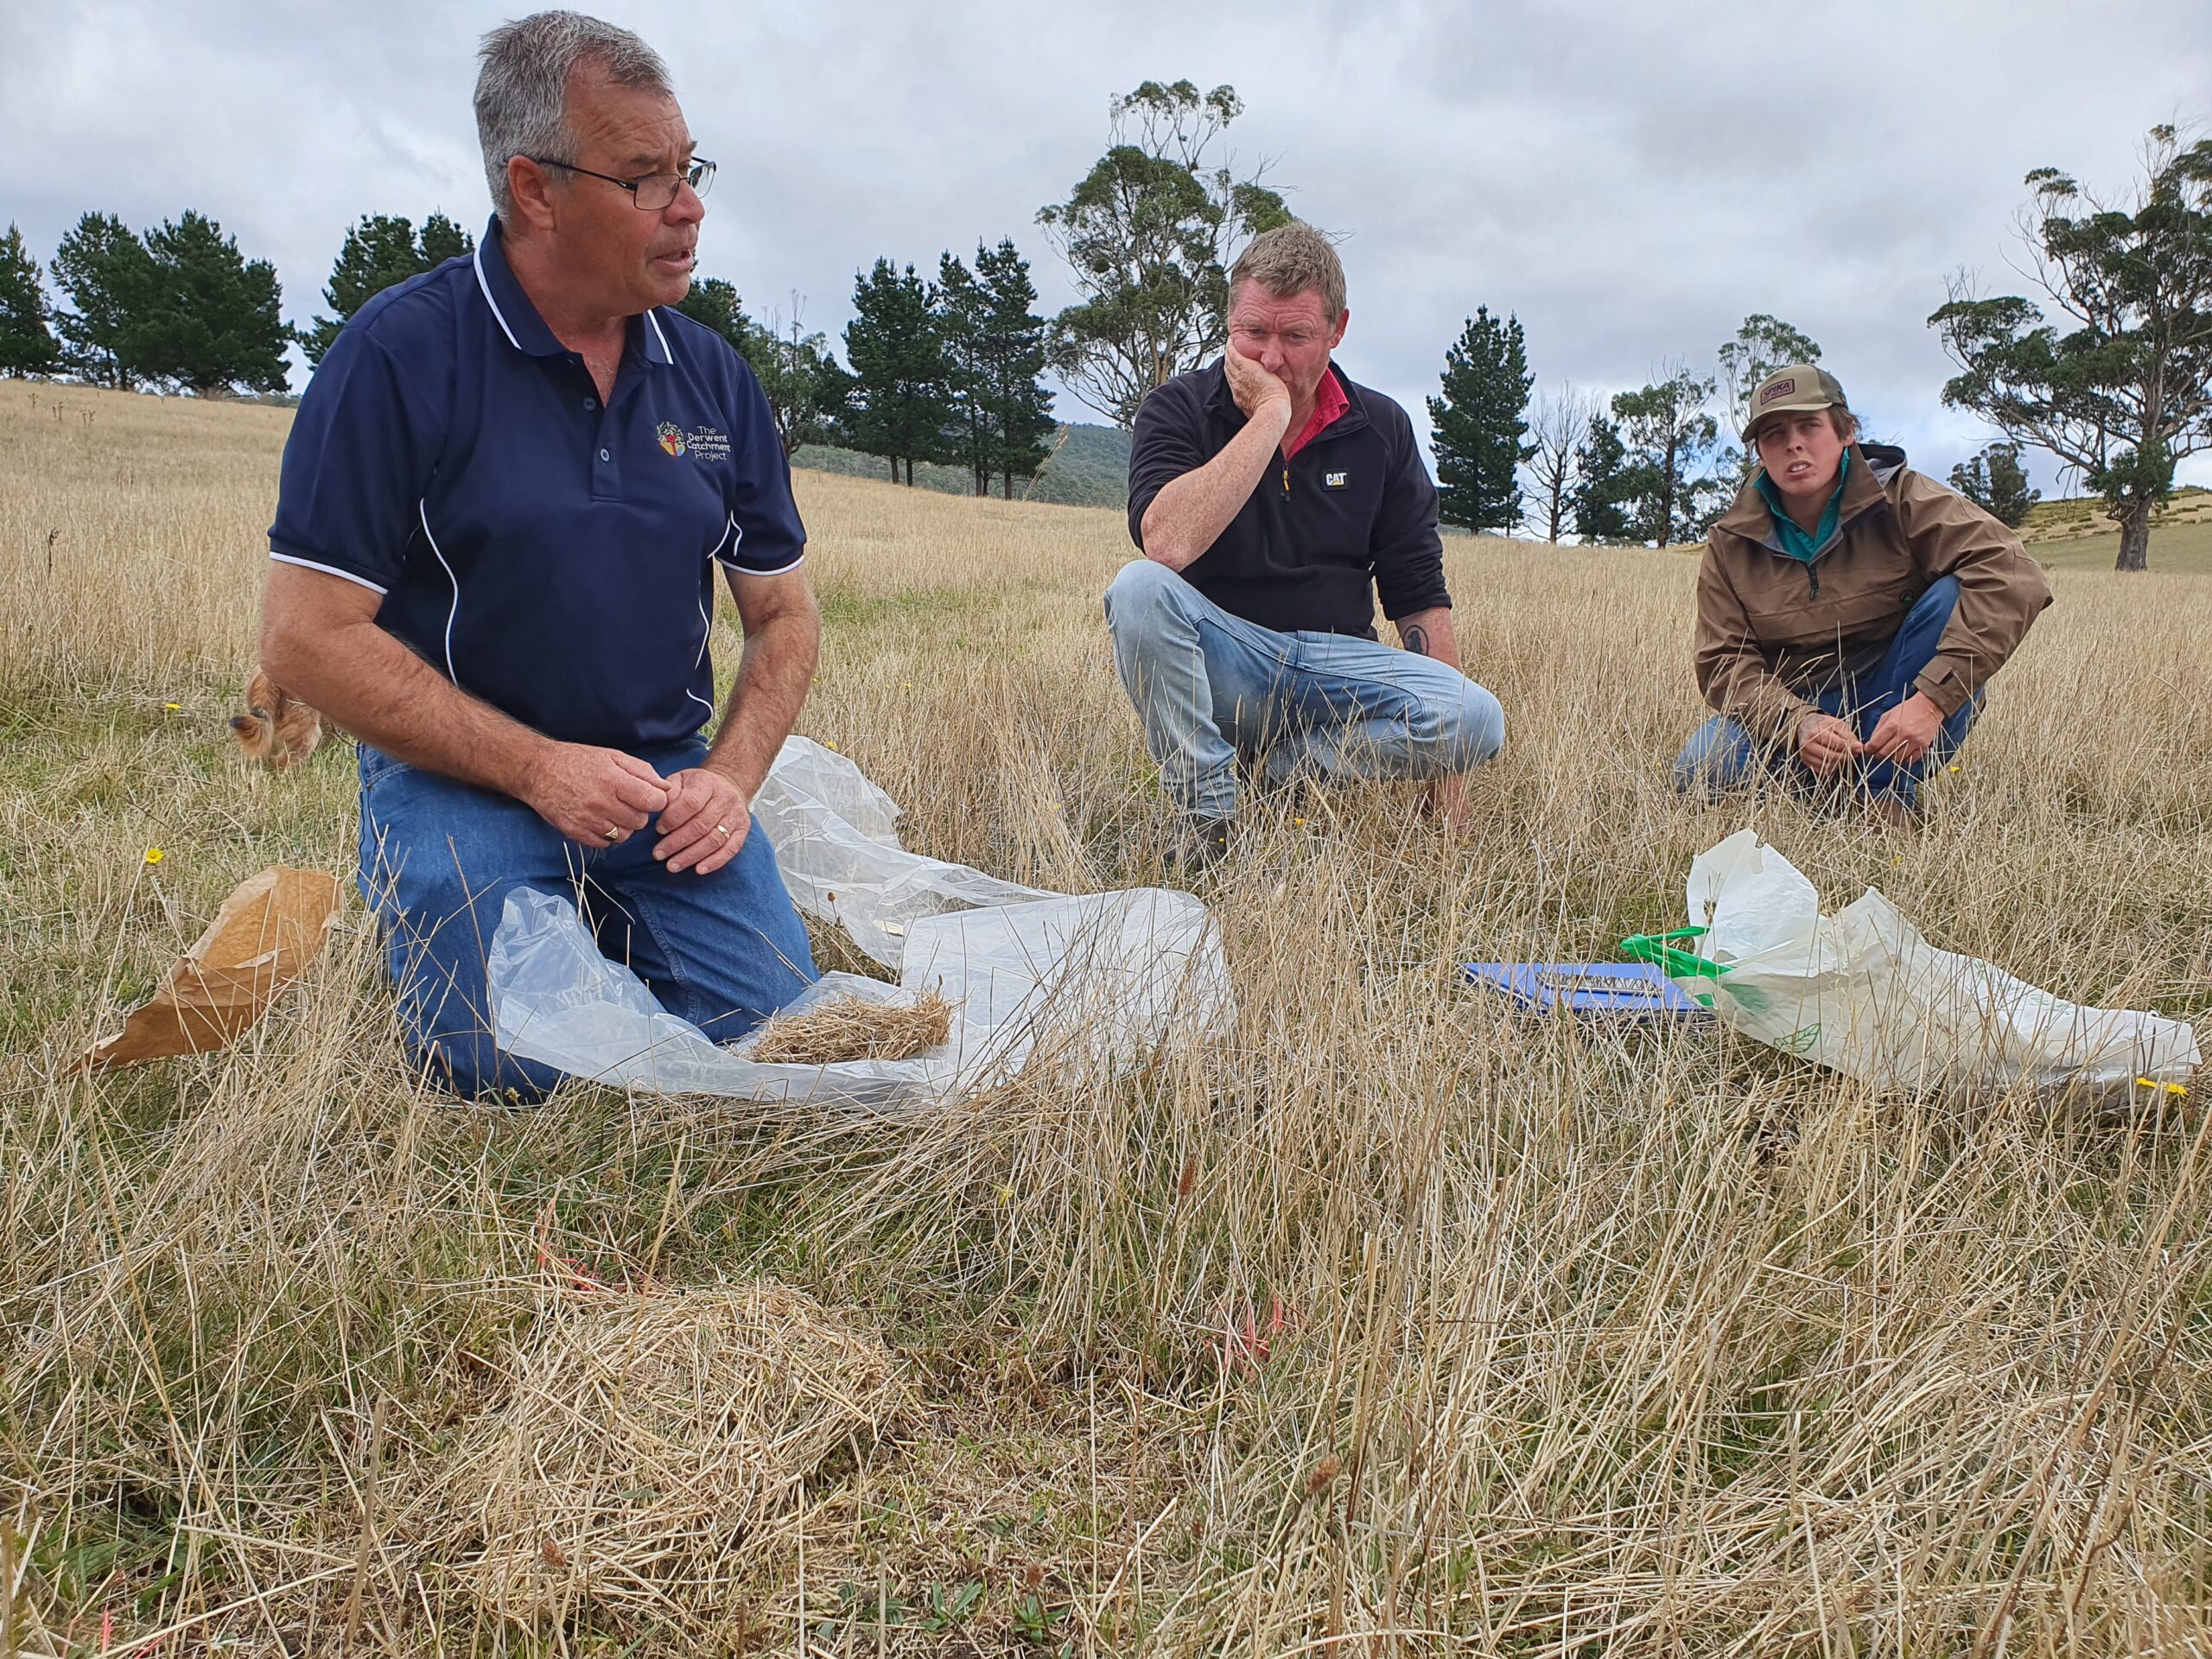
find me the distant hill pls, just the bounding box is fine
[1023,423,1132,508]
[788,444,979,496]
[2017,485,2209,544]
[792,423,1131,510]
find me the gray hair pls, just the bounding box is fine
[474,11,673,225]
[1230,222,1346,320]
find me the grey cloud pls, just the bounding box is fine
[3,0,2206,491]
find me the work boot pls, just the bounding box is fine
[1165,815,1236,880]
[1864,794,1917,831]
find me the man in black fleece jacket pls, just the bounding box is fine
[1107,223,1504,868]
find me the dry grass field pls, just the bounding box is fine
[3,377,2211,1656]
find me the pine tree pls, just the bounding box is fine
[418,212,473,266]
[1571,413,1636,543]
[0,223,58,377]
[674,275,747,347]
[976,238,1056,498]
[302,213,476,364]
[1948,442,2042,529]
[935,252,995,494]
[51,213,154,388]
[931,242,1055,497]
[843,258,950,486]
[130,211,289,396]
[1427,307,1532,532]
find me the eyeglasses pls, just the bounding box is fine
[524,155,715,211]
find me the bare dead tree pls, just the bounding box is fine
[1524,386,1593,543]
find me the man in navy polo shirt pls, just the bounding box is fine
[1106,223,1505,869]
[260,12,817,1099]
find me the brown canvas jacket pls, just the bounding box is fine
[1693,442,2053,744]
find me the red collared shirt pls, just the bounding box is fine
[1281,366,1349,460]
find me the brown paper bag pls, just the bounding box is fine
[81,867,345,1071]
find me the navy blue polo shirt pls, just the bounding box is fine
[268,218,805,750]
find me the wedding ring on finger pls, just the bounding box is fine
[712,823,731,839]
[602,826,621,842]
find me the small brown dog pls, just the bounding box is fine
[230,667,325,769]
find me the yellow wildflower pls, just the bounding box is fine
[143,848,164,865]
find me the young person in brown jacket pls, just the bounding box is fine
[1674,365,2052,824]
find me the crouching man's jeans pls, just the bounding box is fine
[357,735,817,1102]
[1102,558,1506,820]
[1672,575,1982,810]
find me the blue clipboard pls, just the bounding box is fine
[1462,961,1707,1022]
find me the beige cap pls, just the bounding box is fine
[1744,364,1847,441]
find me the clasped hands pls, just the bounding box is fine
[522,741,753,874]
[1797,692,1945,777]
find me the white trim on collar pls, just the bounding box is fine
[645,308,672,363]
[473,244,522,352]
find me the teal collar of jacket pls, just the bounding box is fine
[1713,442,1906,563]
[1753,449,1849,563]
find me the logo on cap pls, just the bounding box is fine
[1760,378,1797,405]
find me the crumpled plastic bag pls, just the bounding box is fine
[747,737,1063,969]
[486,739,1233,1108]
[81,867,344,1071]
[1681,829,2200,1094]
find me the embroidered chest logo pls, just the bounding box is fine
[1324,471,1349,490]
[684,425,732,462]
[657,422,686,456]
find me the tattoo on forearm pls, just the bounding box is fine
[1403,623,1431,657]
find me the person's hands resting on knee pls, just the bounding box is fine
[653,764,753,874]
[521,744,671,847]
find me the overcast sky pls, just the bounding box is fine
[5,0,2208,492]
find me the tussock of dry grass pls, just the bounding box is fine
[746,988,955,1065]
[3,380,2211,1656]
[399,1281,903,1631]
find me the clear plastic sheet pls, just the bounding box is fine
[486,739,1231,1107]
[1684,829,2201,1094]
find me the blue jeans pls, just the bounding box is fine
[357,737,817,1101]
[1673,575,1982,810]
[1102,559,1505,819]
